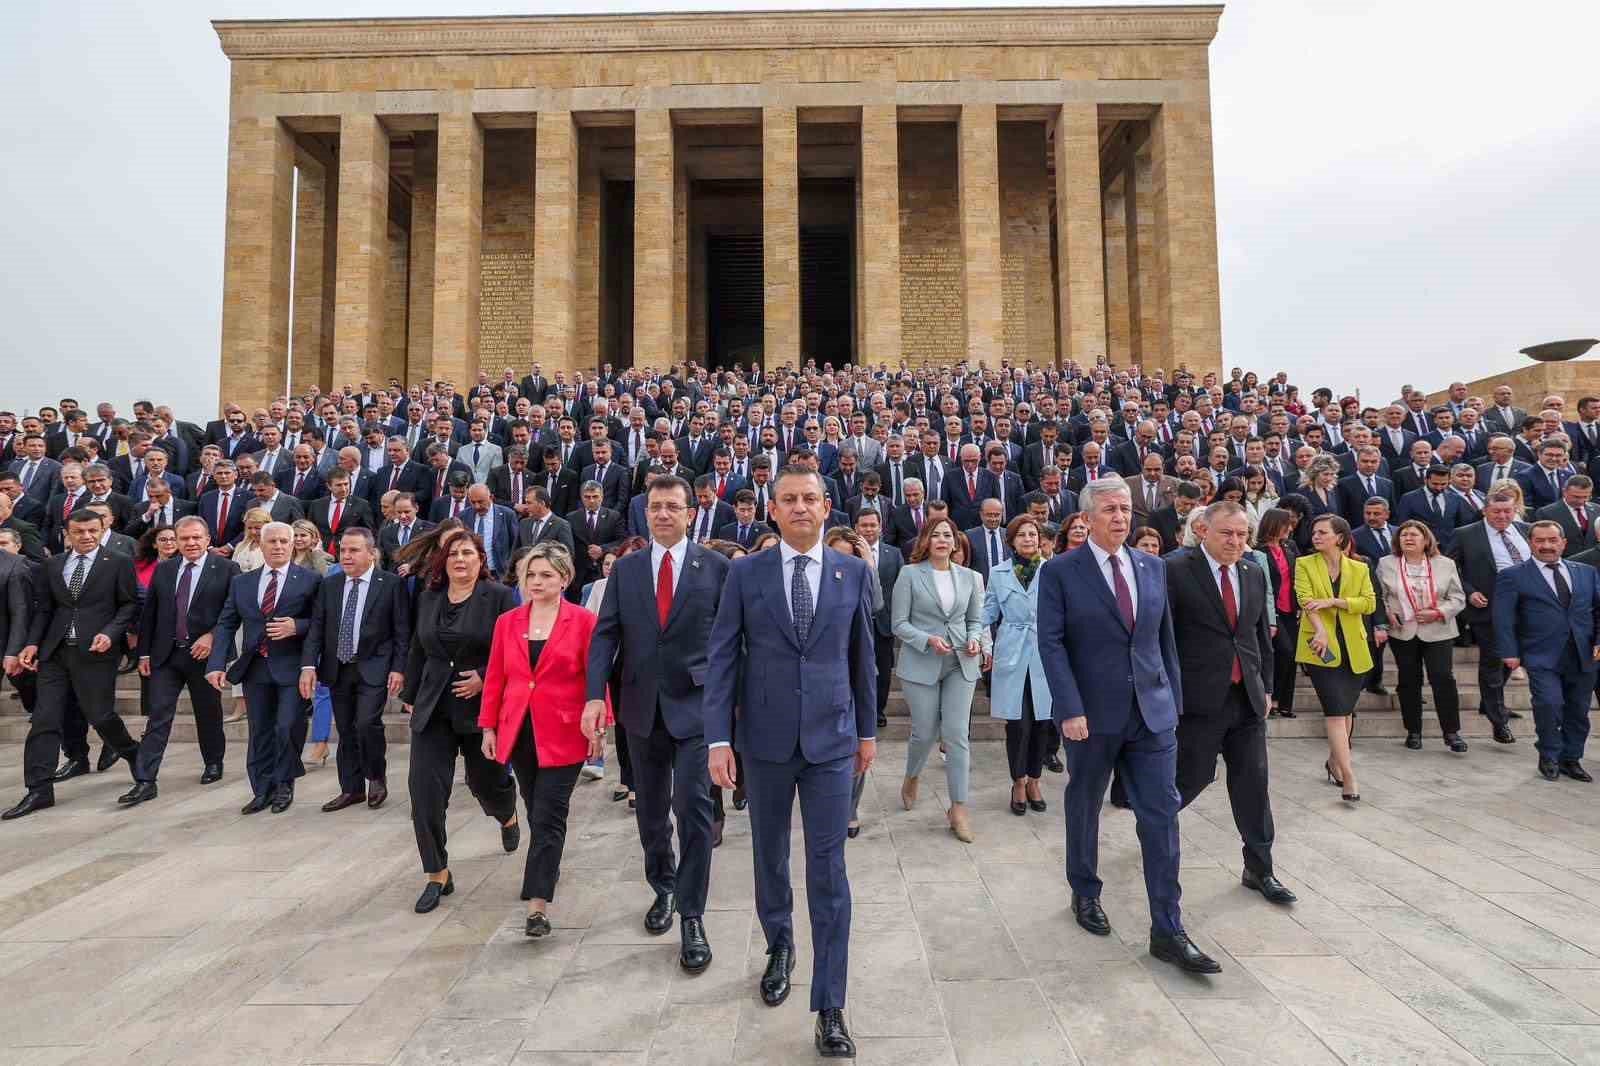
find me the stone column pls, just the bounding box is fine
[1102,173,1131,366]
[859,104,901,365]
[763,105,800,370]
[291,154,335,396]
[958,103,1003,368]
[432,107,484,389]
[633,108,674,371]
[218,115,294,413]
[575,128,602,371]
[1055,103,1107,369]
[332,113,390,390]
[532,110,578,377]
[1150,100,1223,376]
[407,131,437,385]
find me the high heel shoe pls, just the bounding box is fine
[1342,792,1361,803]
[1324,761,1343,787]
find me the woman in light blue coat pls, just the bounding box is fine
[982,515,1054,816]
[892,515,985,843]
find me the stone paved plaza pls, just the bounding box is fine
[7,733,1600,1065]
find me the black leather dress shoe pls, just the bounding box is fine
[1492,725,1516,744]
[1044,756,1065,774]
[51,759,90,783]
[1444,733,1468,753]
[414,874,453,914]
[645,891,675,934]
[1539,758,1561,781]
[814,1007,856,1059]
[367,781,388,809]
[1404,732,1422,750]
[269,783,294,813]
[96,746,122,773]
[761,944,796,1006]
[240,793,272,815]
[1509,710,1524,719]
[1,790,55,820]
[117,781,158,806]
[679,916,712,973]
[321,792,366,812]
[1151,930,1222,974]
[525,911,551,938]
[1072,893,1110,936]
[1028,798,1048,813]
[1241,869,1297,904]
[732,787,747,812]
[501,818,521,853]
[200,763,224,784]
[1364,684,1389,697]
[876,711,888,729]
[1561,760,1594,783]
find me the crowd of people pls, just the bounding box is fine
[3,360,1598,1060]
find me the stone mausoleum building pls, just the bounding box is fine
[214,5,1224,412]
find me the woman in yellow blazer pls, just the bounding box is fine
[1295,513,1375,802]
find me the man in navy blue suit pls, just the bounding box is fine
[1494,520,1600,782]
[206,522,321,814]
[704,465,876,1059]
[1395,465,1466,553]
[585,475,729,975]
[1036,478,1220,975]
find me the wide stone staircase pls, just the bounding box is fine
[0,645,1557,746]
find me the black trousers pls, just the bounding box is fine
[873,630,895,716]
[62,689,89,762]
[1390,635,1461,735]
[138,649,226,781]
[1271,613,1300,713]
[329,669,389,794]
[1174,683,1275,878]
[24,646,136,792]
[608,676,633,791]
[408,710,517,875]
[242,659,308,798]
[1365,616,1386,689]
[628,706,716,918]
[504,716,583,901]
[1471,618,1511,726]
[4,668,36,713]
[1005,677,1052,780]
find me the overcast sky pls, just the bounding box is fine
[3,0,1596,417]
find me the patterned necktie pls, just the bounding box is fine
[68,555,88,600]
[790,555,814,644]
[1499,529,1523,564]
[258,569,279,655]
[1108,553,1136,630]
[337,576,361,662]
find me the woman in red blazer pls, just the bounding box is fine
[481,541,611,938]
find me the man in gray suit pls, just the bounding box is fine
[462,420,503,484]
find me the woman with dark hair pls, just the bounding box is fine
[750,530,782,553]
[402,528,521,913]
[1131,526,1164,555]
[1276,492,1313,552]
[1257,507,1300,719]
[1216,476,1247,505]
[1376,519,1467,752]
[132,526,179,717]
[1296,513,1376,801]
[1057,511,1090,554]
[984,516,1054,815]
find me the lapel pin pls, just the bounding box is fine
[834,569,843,580]
[691,558,701,569]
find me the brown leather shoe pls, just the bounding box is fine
[321,791,366,812]
[367,781,388,809]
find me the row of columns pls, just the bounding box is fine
[218,100,1218,413]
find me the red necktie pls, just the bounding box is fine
[967,473,977,499]
[1219,564,1243,683]
[657,551,674,629]
[257,569,278,655]
[717,475,726,498]
[331,499,343,532]
[216,492,229,536]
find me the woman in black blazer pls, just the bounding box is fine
[401,527,520,914]
[1257,507,1301,719]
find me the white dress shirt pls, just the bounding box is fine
[1487,523,1529,571]
[650,537,688,595]
[257,564,289,607]
[339,568,372,645]
[1539,558,1574,600]
[1086,538,1139,620]
[779,538,824,623]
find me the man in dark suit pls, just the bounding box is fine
[485,445,533,511]
[3,510,143,820]
[1495,519,1600,781]
[1150,483,1204,555]
[1395,466,1467,553]
[9,435,62,504]
[197,460,247,550]
[1036,479,1219,974]
[854,507,902,730]
[704,465,876,1057]
[687,475,736,544]
[886,478,928,551]
[307,469,375,552]
[1337,448,1394,527]
[1391,440,1437,498]
[276,446,326,502]
[965,499,1011,585]
[1536,475,1600,557]
[1518,441,1576,513]
[128,517,239,802]
[1476,436,1532,493]
[567,481,625,595]
[301,528,409,813]
[124,479,197,540]
[206,522,323,814]
[427,472,474,523]
[371,437,433,513]
[580,438,630,513]
[247,471,305,526]
[940,444,993,531]
[517,486,574,556]
[585,475,729,973]
[1067,442,1117,494]
[717,489,770,549]
[0,541,32,735]
[1168,502,1294,904]
[1450,493,1528,745]
[374,493,432,572]
[1376,411,1417,467]
[462,485,518,579]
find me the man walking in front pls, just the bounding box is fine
[704,465,877,1058]
[1036,479,1220,974]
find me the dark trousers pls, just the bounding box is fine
[3,668,36,712]
[873,630,894,717]
[1005,678,1052,780]
[1063,709,1182,935]
[62,689,90,762]
[745,749,853,1012]
[505,716,583,901]
[627,706,715,918]
[138,650,226,780]
[1472,618,1511,726]
[1271,613,1300,713]
[242,659,306,797]
[408,711,517,874]
[329,669,389,794]
[1390,636,1461,735]
[1175,684,1275,877]
[23,647,136,792]
[609,677,633,791]
[1365,617,1386,689]
[712,746,746,821]
[1526,644,1594,763]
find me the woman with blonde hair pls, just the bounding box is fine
[291,518,334,575]
[1376,519,1468,752]
[231,508,273,573]
[1296,513,1376,802]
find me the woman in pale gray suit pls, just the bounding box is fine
[892,514,985,843]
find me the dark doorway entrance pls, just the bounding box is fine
[800,225,854,366]
[706,232,763,371]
